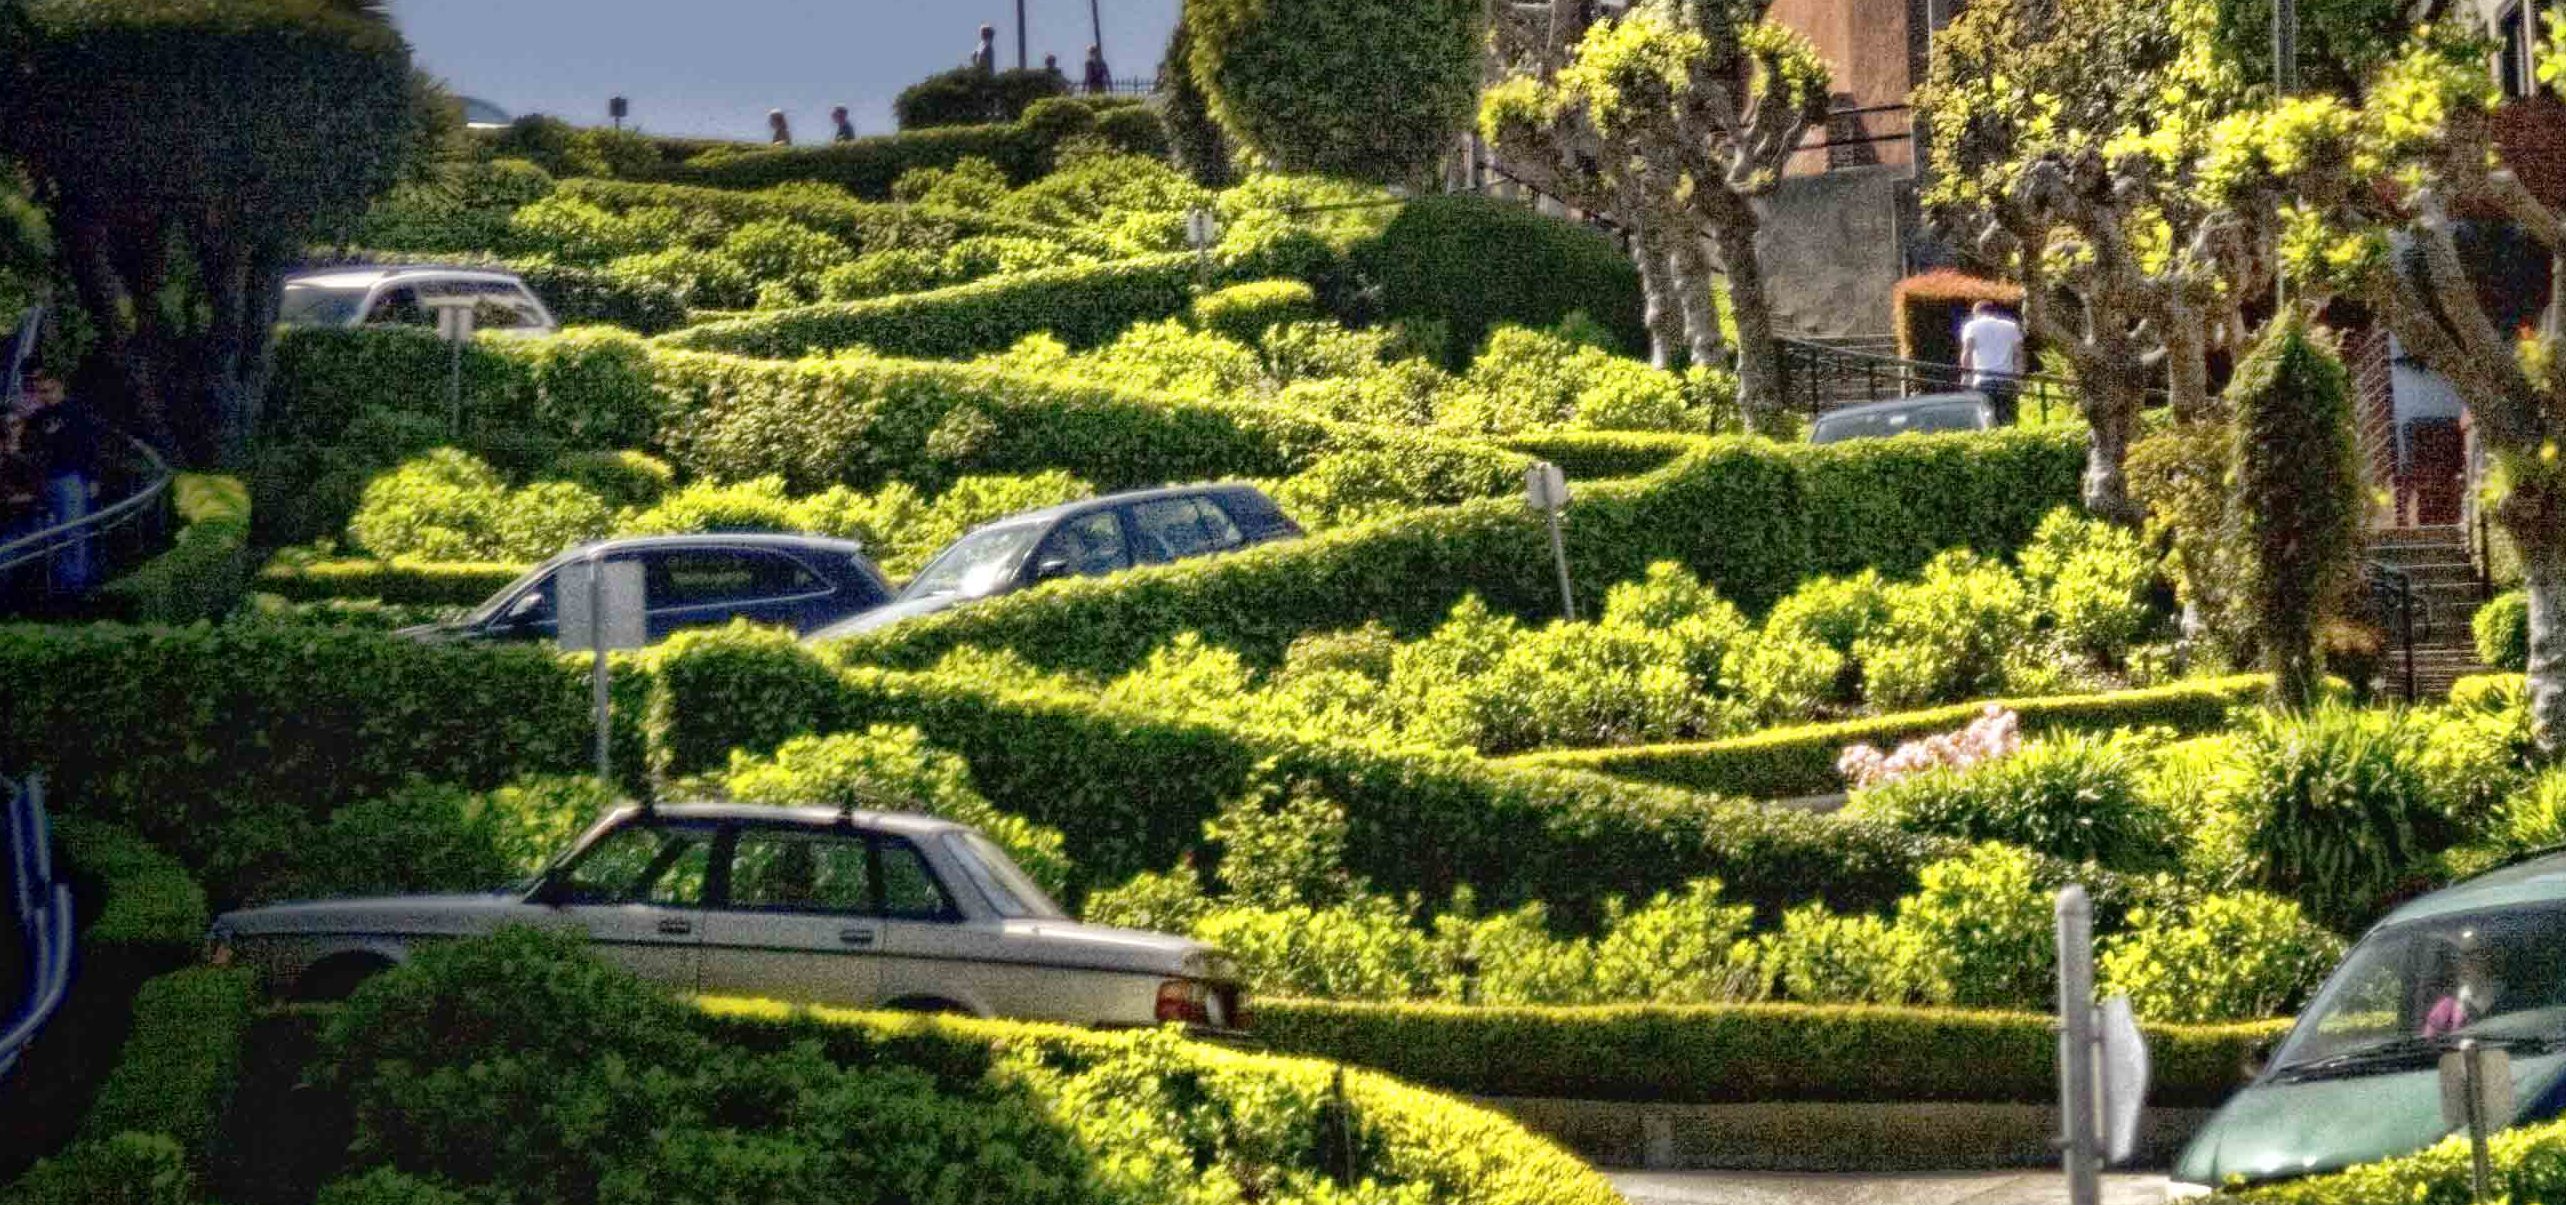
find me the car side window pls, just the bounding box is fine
[878,839,957,921]
[648,550,805,609]
[554,822,711,907]
[727,829,875,914]
[1034,511,1129,579]
[365,286,434,329]
[1127,498,1244,564]
[472,295,531,331]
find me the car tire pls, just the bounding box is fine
[291,953,396,1002]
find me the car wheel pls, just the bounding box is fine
[292,954,396,1002]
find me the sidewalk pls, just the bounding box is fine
[1611,1172,2172,1205]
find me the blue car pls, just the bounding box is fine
[809,483,1301,641]
[402,534,894,645]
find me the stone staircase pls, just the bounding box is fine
[2367,525,2496,700]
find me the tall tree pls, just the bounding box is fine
[1484,0,1830,431]
[2212,33,2566,748]
[0,0,415,466]
[2228,316,2364,708]
[1182,0,1486,185]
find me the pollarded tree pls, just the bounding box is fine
[1487,0,1830,431]
[2228,315,2364,709]
[2215,33,2566,748]
[1182,0,1486,185]
[0,0,416,466]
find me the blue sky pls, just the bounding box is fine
[385,0,1180,141]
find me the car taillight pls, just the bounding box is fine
[1156,978,1211,1026]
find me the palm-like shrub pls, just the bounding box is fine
[2229,706,2445,932]
[1850,732,2175,871]
[2230,318,2365,708]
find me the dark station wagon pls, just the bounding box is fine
[402,533,895,646]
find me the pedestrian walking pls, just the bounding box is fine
[1044,54,1069,90]
[970,25,998,75]
[1082,44,1112,95]
[831,106,857,143]
[768,109,793,146]
[1959,300,2026,426]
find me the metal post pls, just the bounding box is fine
[1089,0,1105,52]
[2401,576,2418,702]
[446,332,465,440]
[2274,0,2298,93]
[2057,886,2102,1205]
[2463,1040,2494,1204]
[589,549,612,785]
[1017,0,1029,70]
[1546,503,1578,623]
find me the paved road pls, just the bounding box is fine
[1611,1172,2172,1205]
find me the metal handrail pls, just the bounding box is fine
[0,435,176,601]
[0,773,74,1080]
[2366,562,2422,702]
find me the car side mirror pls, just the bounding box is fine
[1032,556,1073,583]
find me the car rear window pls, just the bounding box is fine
[940,831,1065,920]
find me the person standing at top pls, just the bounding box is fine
[1043,54,1069,89]
[970,25,998,75]
[1958,299,2026,426]
[1082,44,1112,95]
[831,106,857,143]
[767,109,793,146]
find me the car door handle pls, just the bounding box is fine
[657,917,693,936]
[839,927,877,947]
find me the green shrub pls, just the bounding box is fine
[1759,904,1946,1005]
[1468,620,1721,754]
[2477,589,2531,671]
[1251,998,2277,1106]
[1849,733,2175,871]
[96,474,253,625]
[347,449,614,563]
[2228,706,2446,932]
[2,1132,196,1205]
[644,101,1161,199]
[606,246,756,310]
[1856,551,2036,710]
[2495,768,2566,854]
[1440,326,1706,434]
[1196,896,1441,1000]
[2221,1116,2566,1205]
[1352,194,1646,366]
[1514,676,2268,800]
[52,818,209,949]
[719,725,1073,898]
[1191,279,1319,344]
[79,968,255,1156]
[657,253,1211,360]
[253,557,524,608]
[315,1169,479,1205]
[1897,844,2054,1010]
[2018,508,2156,662]
[543,448,674,510]
[894,66,1071,130]
[718,218,853,305]
[2099,891,2343,1023]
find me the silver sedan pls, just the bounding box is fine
[206,803,1247,1033]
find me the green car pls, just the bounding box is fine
[2173,854,2566,1194]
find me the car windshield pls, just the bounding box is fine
[2272,905,2566,1076]
[462,556,568,625]
[899,524,1040,602]
[279,283,371,327]
[941,830,1065,920]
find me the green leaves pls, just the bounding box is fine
[1183,0,1487,183]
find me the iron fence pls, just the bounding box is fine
[0,773,73,1081]
[0,437,176,615]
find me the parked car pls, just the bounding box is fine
[809,483,1301,640]
[1807,393,1996,445]
[280,265,559,336]
[399,534,894,645]
[206,803,1249,1032]
[2171,853,2566,1194]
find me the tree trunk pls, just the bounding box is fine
[2165,300,2213,423]
[1670,235,1727,374]
[1630,219,1685,370]
[2507,479,2566,754]
[2081,374,2143,525]
[1711,218,1786,435]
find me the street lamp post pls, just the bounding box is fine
[1090,0,1105,57]
[1018,0,1029,70]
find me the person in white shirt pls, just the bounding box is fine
[1958,300,2026,426]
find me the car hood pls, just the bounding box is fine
[808,592,969,641]
[998,918,1227,977]
[215,892,538,938]
[2175,1053,2566,1188]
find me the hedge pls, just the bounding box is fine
[253,557,523,609]
[831,428,2090,679]
[2477,588,2529,672]
[1351,193,1647,366]
[1893,270,2023,366]
[554,177,1104,258]
[1497,431,1710,482]
[697,997,1628,1205]
[2222,1116,2566,1203]
[94,475,253,625]
[650,628,1957,924]
[656,252,1211,360]
[1252,999,2282,1108]
[52,818,208,950]
[76,968,256,1158]
[640,98,1158,199]
[1512,675,2273,800]
[894,66,1072,130]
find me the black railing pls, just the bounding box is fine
[1775,338,2080,421]
[0,437,176,615]
[0,773,73,1081]
[2366,562,2423,702]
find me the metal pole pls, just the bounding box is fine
[2402,577,2418,702]
[447,333,465,440]
[1545,502,1578,623]
[589,549,612,785]
[2274,0,2298,93]
[2057,885,2102,1205]
[2463,1040,2493,1204]
[1089,0,1104,49]
[1017,0,1029,70]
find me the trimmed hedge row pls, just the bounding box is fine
[655,252,1209,360]
[554,176,1107,258]
[253,557,522,608]
[1497,431,1710,482]
[831,429,2090,679]
[76,968,256,1156]
[95,475,253,626]
[1353,193,1650,366]
[696,997,1627,1205]
[1252,999,2282,1108]
[52,818,209,950]
[1513,675,2274,800]
[641,97,1162,198]
[651,629,1958,924]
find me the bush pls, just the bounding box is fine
[52,818,208,949]
[1191,279,1319,344]
[644,101,1161,199]
[2220,1116,2566,1205]
[1251,998,2277,1107]
[1353,194,1647,367]
[2,1132,196,1205]
[657,253,1212,360]
[2495,767,2566,854]
[1897,844,2055,1010]
[253,558,524,608]
[2227,706,2446,932]
[79,968,256,1157]
[95,474,253,625]
[2478,589,2530,671]
[1891,271,2022,366]
[2018,508,2155,662]
[894,66,1072,130]
[2099,892,2343,1023]
[1760,904,1946,1005]
[258,776,605,904]
[1850,733,2175,871]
